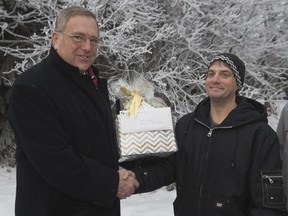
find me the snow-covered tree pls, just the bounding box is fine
[0,0,288,165]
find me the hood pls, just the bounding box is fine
[194,96,268,128]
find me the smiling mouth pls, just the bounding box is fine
[210,86,223,90]
[79,55,91,59]
[77,55,94,62]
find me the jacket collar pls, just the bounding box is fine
[195,96,267,127]
[49,46,81,75]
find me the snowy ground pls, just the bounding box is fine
[0,100,286,216]
[0,168,16,216]
[0,167,175,216]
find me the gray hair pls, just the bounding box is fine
[54,6,98,32]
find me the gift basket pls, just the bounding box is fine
[110,75,177,162]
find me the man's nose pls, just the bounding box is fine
[81,39,93,49]
[212,74,220,81]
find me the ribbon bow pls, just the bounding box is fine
[120,86,143,117]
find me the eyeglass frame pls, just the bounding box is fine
[57,31,100,47]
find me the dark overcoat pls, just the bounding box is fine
[8,47,120,216]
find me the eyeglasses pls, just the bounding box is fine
[58,31,99,47]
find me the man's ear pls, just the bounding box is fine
[235,88,239,95]
[51,32,59,48]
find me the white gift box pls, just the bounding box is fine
[116,107,177,162]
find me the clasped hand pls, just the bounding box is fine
[117,168,139,199]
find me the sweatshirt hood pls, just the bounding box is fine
[194,96,268,128]
[191,96,268,169]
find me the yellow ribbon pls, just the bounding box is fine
[120,87,143,116]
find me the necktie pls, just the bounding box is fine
[87,67,98,88]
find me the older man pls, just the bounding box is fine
[8,6,138,216]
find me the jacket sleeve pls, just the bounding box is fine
[8,83,119,209]
[249,124,287,216]
[276,103,288,159]
[120,154,176,193]
[276,102,288,212]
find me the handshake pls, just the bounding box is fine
[117,168,139,199]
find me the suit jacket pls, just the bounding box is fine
[8,46,120,216]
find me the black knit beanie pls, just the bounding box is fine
[207,53,246,90]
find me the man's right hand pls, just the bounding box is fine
[117,168,139,199]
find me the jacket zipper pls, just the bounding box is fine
[262,175,283,184]
[195,119,232,136]
[195,119,232,215]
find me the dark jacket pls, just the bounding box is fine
[133,96,286,216]
[8,47,120,216]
